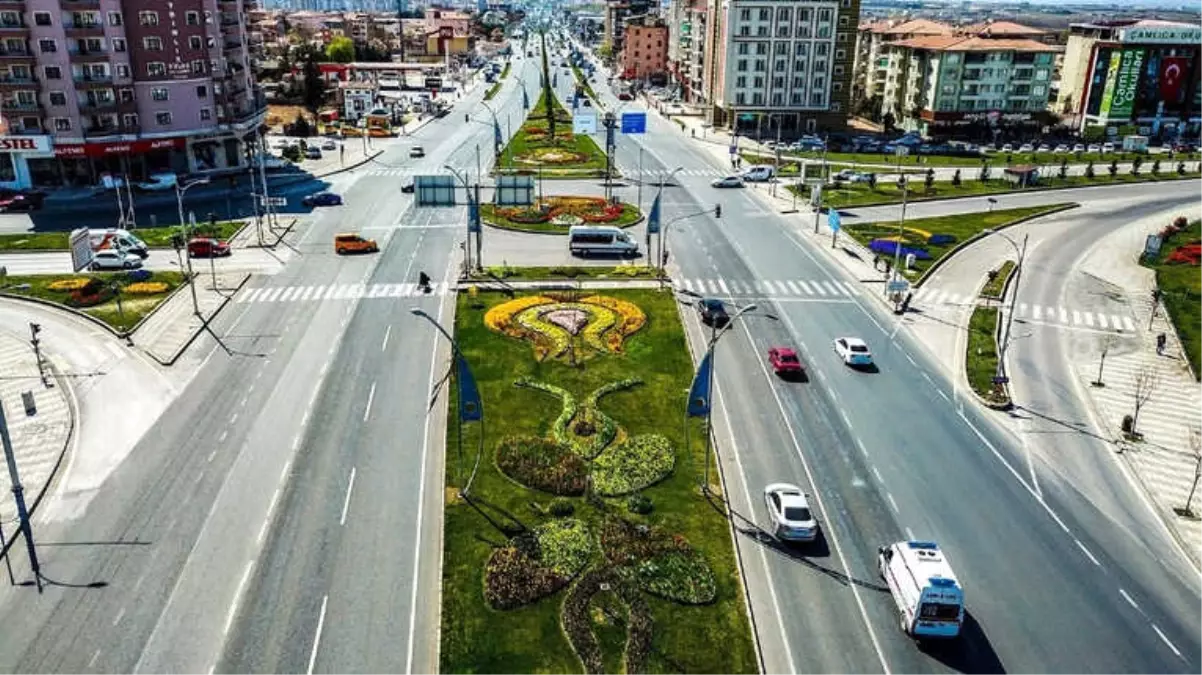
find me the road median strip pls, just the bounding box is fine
[965,305,1011,409]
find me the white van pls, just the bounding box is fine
[568,225,638,257]
[741,165,776,182]
[88,228,150,258]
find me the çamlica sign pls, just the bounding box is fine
[1108,48,1145,119]
[1120,24,1202,44]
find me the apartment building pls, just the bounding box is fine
[603,0,653,58]
[706,0,862,135]
[666,0,709,104]
[851,18,951,105]
[880,36,1058,137]
[0,0,264,190]
[619,18,667,80]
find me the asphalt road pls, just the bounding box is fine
[0,57,534,674]
[569,46,1202,673]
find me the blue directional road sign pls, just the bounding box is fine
[620,111,647,134]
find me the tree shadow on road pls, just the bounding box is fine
[917,611,1006,674]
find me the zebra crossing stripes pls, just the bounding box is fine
[236,281,447,304]
[917,286,1138,334]
[673,278,859,298]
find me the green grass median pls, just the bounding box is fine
[0,270,186,332]
[466,265,662,281]
[1141,218,1201,379]
[498,90,609,177]
[980,260,1016,300]
[965,305,1009,406]
[0,221,244,251]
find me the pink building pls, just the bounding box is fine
[620,23,668,80]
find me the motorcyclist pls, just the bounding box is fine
[418,271,431,291]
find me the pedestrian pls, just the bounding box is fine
[872,254,880,270]
[1156,332,1167,355]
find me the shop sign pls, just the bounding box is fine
[1119,24,1202,44]
[1107,48,1145,119]
[54,137,185,158]
[0,135,52,153]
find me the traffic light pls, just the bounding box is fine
[714,204,721,218]
[29,322,40,341]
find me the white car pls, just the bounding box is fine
[1001,143,1015,153]
[834,168,873,183]
[711,175,745,188]
[1087,144,1102,153]
[1101,142,1116,153]
[1072,144,1086,153]
[90,250,142,271]
[834,336,873,366]
[1053,144,1070,153]
[320,139,337,151]
[763,483,819,542]
[1036,144,1052,153]
[1018,143,1035,153]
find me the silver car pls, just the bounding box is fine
[710,175,745,188]
[90,250,142,271]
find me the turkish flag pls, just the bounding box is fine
[1160,57,1188,101]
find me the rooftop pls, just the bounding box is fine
[960,20,1048,38]
[876,19,955,36]
[891,35,1059,53]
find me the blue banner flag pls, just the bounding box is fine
[456,353,483,422]
[493,121,503,150]
[647,193,661,234]
[827,208,841,232]
[468,200,480,233]
[522,88,529,110]
[686,351,713,418]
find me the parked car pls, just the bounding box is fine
[320,139,338,151]
[833,169,873,183]
[304,146,323,160]
[135,172,178,192]
[334,232,379,254]
[401,180,415,193]
[253,155,293,171]
[1001,143,1015,153]
[697,298,729,327]
[763,483,819,542]
[1072,143,1086,153]
[1101,142,1116,154]
[187,237,231,258]
[834,336,873,367]
[1053,144,1071,154]
[302,191,342,207]
[1087,144,1102,153]
[710,175,745,188]
[617,91,633,101]
[409,145,426,158]
[768,347,804,377]
[1036,144,1053,153]
[1018,143,1035,153]
[90,250,142,271]
[0,187,46,212]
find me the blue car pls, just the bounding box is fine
[303,191,342,207]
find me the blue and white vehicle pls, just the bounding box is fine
[878,541,965,639]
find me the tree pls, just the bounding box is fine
[1178,161,1186,175]
[1058,159,1068,180]
[979,163,991,182]
[1151,159,1161,175]
[540,31,555,140]
[1086,161,1096,179]
[882,111,896,134]
[1108,159,1119,178]
[1128,364,1159,438]
[1132,156,1143,176]
[952,169,961,187]
[325,36,355,63]
[301,51,325,112]
[924,167,935,192]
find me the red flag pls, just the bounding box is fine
[1160,57,1188,101]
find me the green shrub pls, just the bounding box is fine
[591,435,675,496]
[536,519,592,577]
[626,493,653,515]
[548,497,575,517]
[495,435,588,495]
[632,549,717,605]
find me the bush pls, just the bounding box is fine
[626,493,653,515]
[536,519,592,577]
[591,434,675,496]
[562,570,653,675]
[495,435,588,495]
[282,145,302,162]
[548,498,575,517]
[632,549,717,605]
[484,546,570,610]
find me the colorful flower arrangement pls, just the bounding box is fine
[48,278,90,291]
[485,295,646,361]
[125,281,170,294]
[495,197,627,226]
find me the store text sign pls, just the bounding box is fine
[0,135,52,153]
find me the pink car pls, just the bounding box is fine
[768,347,804,377]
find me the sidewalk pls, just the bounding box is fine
[1075,221,1202,561]
[132,272,251,366]
[0,330,72,519]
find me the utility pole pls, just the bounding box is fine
[0,400,42,593]
[636,146,643,211]
[256,128,276,231]
[395,0,407,63]
[603,112,616,201]
[998,233,1028,379]
[474,182,483,271]
[247,148,264,247]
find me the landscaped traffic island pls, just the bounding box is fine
[439,288,756,674]
[1141,217,1201,378]
[480,196,642,234]
[0,270,186,332]
[497,91,610,178]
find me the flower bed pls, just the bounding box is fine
[125,281,169,294]
[562,569,653,675]
[486,296,647,362]
[1166,241,1201,265]
[48,278,89,291]
[483,519,593,610]
[537,519,593,577]
[632,549,717,605]
[495,435,588,495]
[590,434,675,496]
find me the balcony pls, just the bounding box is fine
[222,40,244,53]
[78,97,132,114]
[0,73,34,90]
[85,123,139,139]
[0,18,27,35]
[64,19,105,38]
[1,99,40,112]
[73,71,112,87]
[220,13,239,27]
[61,0,101,7]
[68,45,108,62]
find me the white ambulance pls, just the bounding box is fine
[878,540,965,639]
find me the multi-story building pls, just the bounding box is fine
[704,0,861,135]
[880,36,1058,137]
[603,0,652,60]
[1057,19,1200,140]
[0,0,265,190]
[666,0,708,104]
[619,18,667,80]
[851,18,952,106]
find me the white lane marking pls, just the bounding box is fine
[904,351,917,366]
[217,430,228,443]
[1032,305,1042,320]
[229,413,238,425]
[1119,588,1139,610]
[1122,316,1135,332]
[1083,312,1094,327]
[872,466,883,482]
[382,325,392,352]
[1096,314,1108,329]
[112,606,126,627]
[935,388,950,402]
[1075,539,1101,566]
[823,280,841,296]
[1152,624,1182,658]
[307,595,329,675]
[905,527,915,540]
[718,278,729,294]
[89,650,101,668]
[1072,309,1082,325]
[797,280,813,294]
[1059,307,1068,323]
[223,561,254,636]
[256,516,270,546]
[839,407,852,428]
[363,382,377,422]
[340,467,357,526]
[887,493,899,513]
[811,281,828,295]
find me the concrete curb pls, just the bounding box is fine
[0,290,127,338]
[269,148,386,189]
[482,213,645,235]
[913,202,1081,288]
[143,272,251,367]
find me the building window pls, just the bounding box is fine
[196,85,207,98]
[43,65,61,80]
[139,11,158,26]
[753,76,764,88]
[772,93,783,105]
[144,37,163,51]
[831,102,841,112]
[816,43,829,57]
[738,26,749,37]
[147,62,166,77]
[792,92,803,105]
[793,76,804,88]
[122,113,138,127]
[835,49,846,60]
[839,16,848,27]
[833,82,843,92]
[758,8,770,21]
[1032,85,1046,96]
[736,76,746,88]
[737,43,748,55]
[189,36,202,50]
[752,92,764,105]
[38,39,56,53]
[115,64,129,78]
[108,11,122,26]
[736,59,747,72]
[775,42,787,55]
[755,43,767,55]
[48,91,66,106]
[772,76,784,88]
[119,88,133,102]
[755,60,766,72]
[151,87,168,101]
[186,11,199,25]
[795,59,807,71]
[200,108,211,120]
[810,92,825,106]
[777,7,791,21]
[774,60,786,72]
[155,111,171,125]
[206,36,215,48]
[52,117,70,131]
[113,38,126,52]
[837,32,848,43]
[33,12,51,26]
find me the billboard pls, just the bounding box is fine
[1107,48,1145,119]
[572,111,597,134]
[494,175,534,206]
[1097,52,1123,117]
[69,228,93,273]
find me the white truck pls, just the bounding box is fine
[878,540,965,639]
[88,228,149,258]
[568,225,638,257]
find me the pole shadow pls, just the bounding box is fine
[916,611,1006,674]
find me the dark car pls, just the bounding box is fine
[0,187,46,212]
[697,298,729,327]
[302,191,342,207]
[401,180,415,193]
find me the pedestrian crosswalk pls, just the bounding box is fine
[235,282,450,304]
[673,277,862,298]
[912,286,1137,333]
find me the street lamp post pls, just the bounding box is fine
[984,228,1029,381]
[410,308,486,497]
[175,177,210,316]
[659,204,718,276]
[692,302,761,493]
[649,165,683,268]
[445,165,482,272]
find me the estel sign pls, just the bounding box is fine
[0,135,52,153]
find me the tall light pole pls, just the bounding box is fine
[660,204,721,275]
[410,307,485,496]
[175,177,210,316]
[445,164,481,272]
[649,165,683,267]
[984,228,1029,382]
[886,175,910,310]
